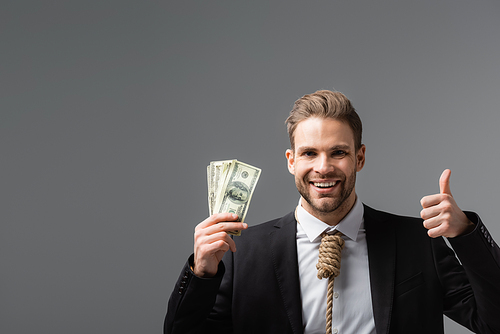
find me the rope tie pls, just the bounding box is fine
[316,231,344,334]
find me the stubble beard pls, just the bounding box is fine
[296,169,357,216]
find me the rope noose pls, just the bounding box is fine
[316,232,344,334]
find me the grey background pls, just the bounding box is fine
[2,1,499,333]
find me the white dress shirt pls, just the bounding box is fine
[296,198,376,334]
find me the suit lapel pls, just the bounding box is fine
[364,205,396,334]
[269,212,303,334]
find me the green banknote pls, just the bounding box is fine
[207,159,261,236]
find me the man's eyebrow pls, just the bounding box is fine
[296,146,316,152]
[330,144,351,151]
[296,144,352,153]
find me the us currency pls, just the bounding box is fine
[207,159,261,236]
[208,160,235,215]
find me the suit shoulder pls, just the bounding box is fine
[238,211,295,238]
[364,205,431,246]
[363,204,424,234]
[364,204,421,222]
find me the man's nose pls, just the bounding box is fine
[314,154,334,174]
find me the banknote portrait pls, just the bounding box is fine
[227,181,250,204]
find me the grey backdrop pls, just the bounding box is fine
[2,1,499,333]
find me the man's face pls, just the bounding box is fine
[285,117,365,222]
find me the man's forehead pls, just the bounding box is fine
[293,118,356,146]
[295,117,352,133]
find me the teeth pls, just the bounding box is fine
[313,181,337,188]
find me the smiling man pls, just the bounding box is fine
[165,90,500,334]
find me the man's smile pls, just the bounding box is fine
[308,180,341,195]
[312,181,339,188]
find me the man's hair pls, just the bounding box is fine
[285,90,363,151]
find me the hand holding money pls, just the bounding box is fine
[193,213,247,278]
[192,159,260,278]
[207,159,261,236]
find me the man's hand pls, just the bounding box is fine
[420,169,474,238]
[193,213,247,278]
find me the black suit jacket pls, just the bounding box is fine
[165,205,500,334]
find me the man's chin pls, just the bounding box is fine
[306,198,342,214]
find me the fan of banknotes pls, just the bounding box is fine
[207,159,261,236]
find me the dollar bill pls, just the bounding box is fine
[208,160,235,215]
[207,159,261,236]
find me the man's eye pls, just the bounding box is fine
[332,150,347,157]
[304,151,316,157]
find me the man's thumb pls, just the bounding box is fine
[439,169,452,195]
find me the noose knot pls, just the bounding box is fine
[316,232,345,280]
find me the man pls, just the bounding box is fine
[165,90,500,334]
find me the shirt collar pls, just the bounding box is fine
[296,197,364,243]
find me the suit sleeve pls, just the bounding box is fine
[164,254,233,334]
[440,212,500,333]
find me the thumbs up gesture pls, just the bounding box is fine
[420,169,475,238]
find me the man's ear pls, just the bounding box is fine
[285,149,295,175]
[356,144,366,172]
